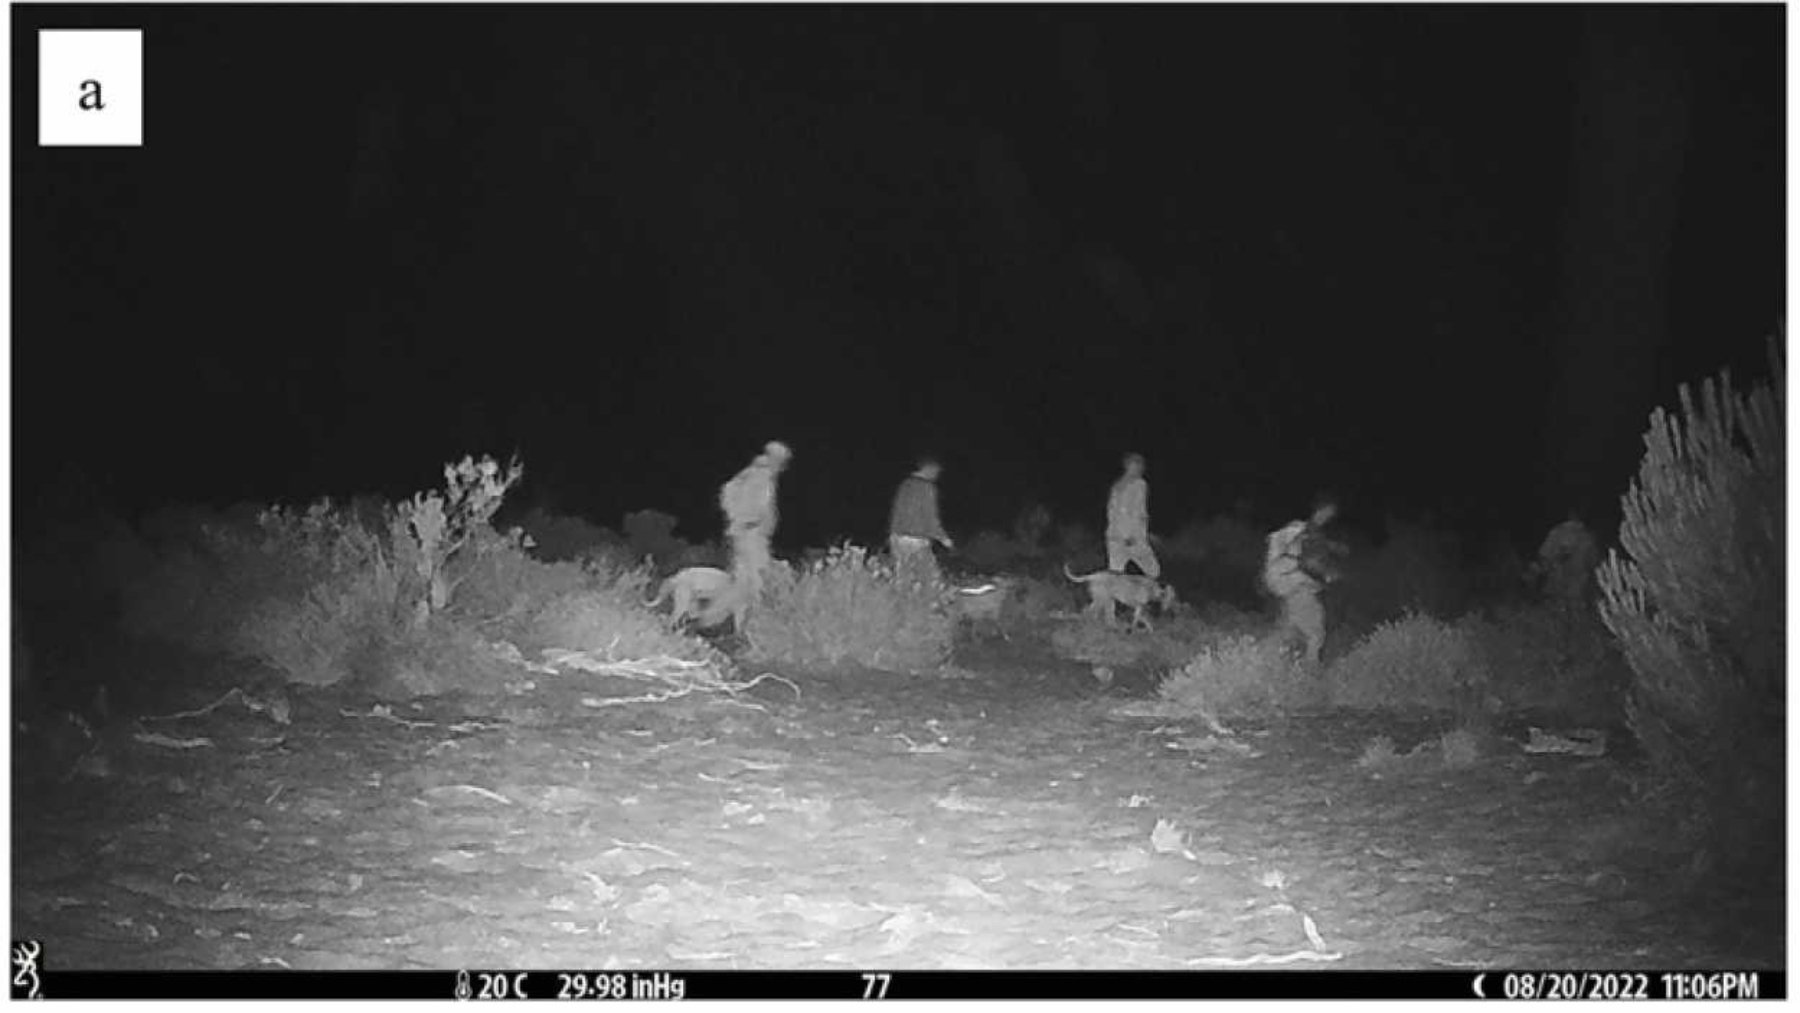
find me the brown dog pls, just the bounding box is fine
[1064,565,1178,631]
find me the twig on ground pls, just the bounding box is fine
[340,705,436,730]
[141,689,245,722]
[1187,949,1344,966]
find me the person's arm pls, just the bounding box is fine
[887,485,905,538]
[928,486,953,547]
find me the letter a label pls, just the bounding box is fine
[39,30,143,146]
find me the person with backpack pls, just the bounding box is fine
[1264,497,1345,666]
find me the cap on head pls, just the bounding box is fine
[764,440,792,461]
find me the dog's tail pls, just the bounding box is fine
[644,577,674,609]
[1064,563,1098,584]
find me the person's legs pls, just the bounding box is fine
[1106,537,1128,573]
[1129,540,1161,579]
[890,534,940,584]
[732,533,770,603]
[1290,591,1326,665]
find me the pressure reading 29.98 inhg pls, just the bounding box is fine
[556,972,686,1000]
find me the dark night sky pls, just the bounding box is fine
[12,5,1785,551]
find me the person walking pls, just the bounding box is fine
[1531,511,1600,616]
[719,440,792,606]
[888,457,954,583]
[1264,498,1344,666]
[1106,452,1160,577]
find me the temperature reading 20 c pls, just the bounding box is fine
[458,971,530,1000]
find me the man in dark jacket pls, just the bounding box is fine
[888,457,954,582]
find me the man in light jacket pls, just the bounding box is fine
[889,457,954,583]
[1106,452,1160,577]
[719,440,792,605]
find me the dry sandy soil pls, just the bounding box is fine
[11,632,1783,980]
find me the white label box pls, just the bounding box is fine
[39,29,143,147]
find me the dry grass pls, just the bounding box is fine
[744,545,954,674]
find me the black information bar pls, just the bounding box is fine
[17,969,1785,1001]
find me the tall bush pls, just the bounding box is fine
[744,544,953,673]
[122,455,536,691]
[391,455,524,630]
[1597,340,1784,862]
[1326,612,1494,720]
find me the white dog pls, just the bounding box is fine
[648,566,745,630]
[1064,565,1178,631]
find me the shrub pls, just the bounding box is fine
[1327,612,1493,719]
[1049,620,1159,668]
[1162,513,1265,570]
[1466,533,1534,606]
[376,616,526,698]
[526,564,716,665]
[232,530,402,686]
[15,504,154,687]
[1437,727,1483,767]
[743,544,953,673]
[1597,344,1784,867]
[15,504,150,616]
[1157,634,1319,718]
[1356,735,1400,769]
[453,542,593,636]
[137,500,261,550]
[512,506,621,563]
[1007,574,1081,623]
[119,538,223,649]
[1458,603,1626,721]
[1053,522,1102,567]
[123,455,542,692]
[1161,513,1268,609]
[960,529,1024,572]
[363,530,716,694]
[622,508,689,567]
[1332,517,1469,634]
[1192,599,1267,638]
[1048,611,1218,669]
[122,503,364,657]
[388,455,524,630]
[667,538,727,572]
[1011,502,1054,556]
[219,500,412,684]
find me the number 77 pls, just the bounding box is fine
[861,972,892,999]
